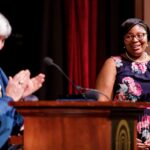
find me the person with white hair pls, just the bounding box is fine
[0,13,45,149]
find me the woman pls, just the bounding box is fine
[95,18,150,149]
[0,13,45,149]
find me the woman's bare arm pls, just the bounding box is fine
[95,57,117,101]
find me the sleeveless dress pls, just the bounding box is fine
[112,55,150,142]
[112,56,150,102]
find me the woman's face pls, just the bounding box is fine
[124,25,148,57]
[0,36,5,50]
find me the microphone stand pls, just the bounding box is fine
[44,57,110,101]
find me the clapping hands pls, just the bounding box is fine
[6,69,45,101]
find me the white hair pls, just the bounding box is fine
[0,13,12,39]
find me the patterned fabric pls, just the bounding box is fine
[112,55,150,142]
[137,109,150,143]
[0,68,23,149]
[112,56,150,102]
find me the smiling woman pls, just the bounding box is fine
[123,25,149,59]
[96,18,150,102]
[95,18,150,149]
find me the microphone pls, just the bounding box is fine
[43,57,82,90]
[43,57,110,100]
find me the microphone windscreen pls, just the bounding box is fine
[84,90,99,100]
[43,57,54,66]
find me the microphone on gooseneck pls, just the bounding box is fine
[43,57,110,100]
[43,57,82,91]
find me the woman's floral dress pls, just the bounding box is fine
[112,55,150,142]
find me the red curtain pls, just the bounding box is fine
[64,0,98,94]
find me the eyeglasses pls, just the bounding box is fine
[124,33,147,42]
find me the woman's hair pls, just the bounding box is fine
[119,18,150,51]
[0,13,12,39]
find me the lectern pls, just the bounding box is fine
[9,101,149,150]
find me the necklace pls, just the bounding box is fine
[125,52,149,63]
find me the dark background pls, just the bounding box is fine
[0,0,136,100]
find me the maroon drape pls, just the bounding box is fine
[64,0,98,94]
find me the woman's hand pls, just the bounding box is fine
[137,138,150,150]
[145,138,150,149]
[22,73,45,98]
[6,70,30,101]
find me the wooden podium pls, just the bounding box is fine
[9,101,149,150]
